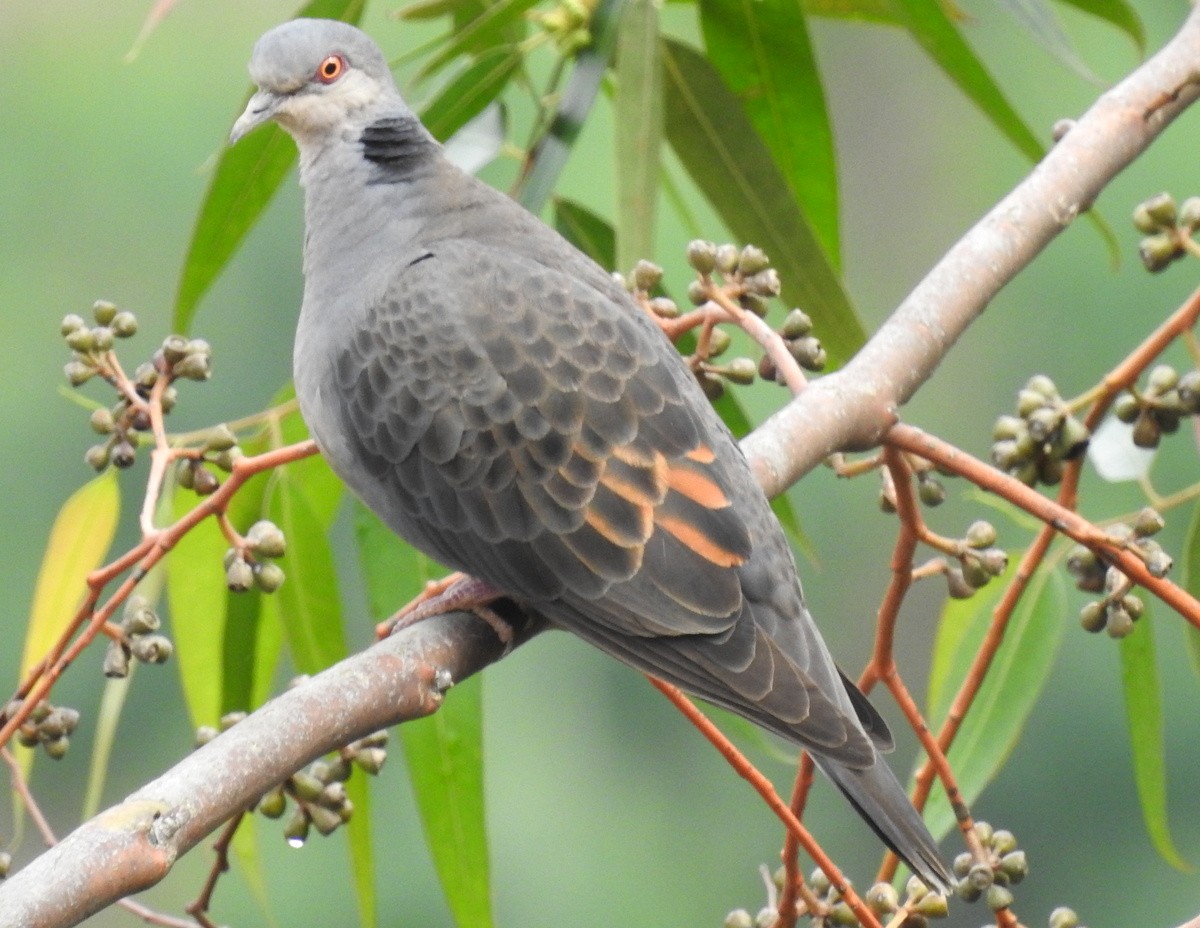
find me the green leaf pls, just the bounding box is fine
[516,0,626,213]
[415,0,540,83]
[614,0,663,272]
[1178,498,1200,681]
[266,475,347,674]
[1053,0,1145,53]
[922,563,1067,840]
[22,472,120,678]
[1118,612,1191,871]
[168,486,233,727]
[554,197,617,268]
[421,49,521,143]
[699,0,839,267]
[173,0,366,333]
[346,771,378,928]
[661,39,864,366]
[998,0,1100,84]
[354,503,494,928]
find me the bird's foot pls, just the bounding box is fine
[376,572,515,653]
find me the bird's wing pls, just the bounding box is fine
[333,237,751,635]
[331,237,876,762]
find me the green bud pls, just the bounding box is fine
[111,311,138,338]
[985,884,1014,912]
[247,520,287,558]
[1131,411,1161,448]
[1133,201,1160,234]
[220,711,247,730]
[723,357,757,385]
[1113,393,1141,423]
[161,334,190,363]
[723,910,753,928]
[1039,456,1065,486]
[961,553,991,589]
[1016,388,1047,418]
[353,746,388,775]
[61,313,86,336]
[809,866,831,896]
[743,268,781,297]
[66,328,96,353]
[865,882,899,915]
[740,292,770,317]
[123,604,160,636]
[92,300,118,325]
[226,557,254,592]
[913,893,948,918]
[90,327,114,352]
[827,903,857,927]
[714,243,739,275]
[780,308,812,339]
[111,440,137,470]
[980,547,1009,577]
[194,725,219,747]
[631,259,663,292]
[1052,415,1090,461]
[1106,606,1135,638]
[686,240,717,275]
[1079,600,1107,633]
[998,850,1027,883]
[758,354,778,383]
[955,879,982,902]
[1177,370,1200,412]
[1132,507,1165,537]
[160,386,179,413]
[291,770,324,802]
[103,640,131,677]
[43,736,70,760]
[254,561,286,593]
[211,447,244,472]
[1026,406,1061,443]
[130,634,173,664]
[707,327,732,358]
[1148,364,1179,394]
[918,476,946,507]
[973,821,994,845]
[1049,907,1080,928]
[946,566,976,600]
[89,408,116,434]
[1123,593,1145,619]
[85,443,111,472]
[788,336,826,372]
[283,809,310,847]
[192,466,220,496]
[258,786,287,819]
[736,244,770,276]
[686,279,709,306]
[1139,232,1183,273]
[698,372,725,402]
[965,520,998,549]
[203,423,238,452]
[172,354,211,381]
[952,852,974,878]
[1180,196,1200,230]
[992,415,1025,441]
[1026,374,1058,399]
[1142,191,1178,227]
[648,296,678,318]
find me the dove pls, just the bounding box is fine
[231,18,952,892]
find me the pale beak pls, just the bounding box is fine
[230,89,283,144]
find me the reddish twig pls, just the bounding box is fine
[647,678,881,928]
[185,813,244,928]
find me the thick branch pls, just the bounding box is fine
[0,610,543,928]
[743,5,1200,497]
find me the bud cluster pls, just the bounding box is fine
[63,302,215,473]
[945,520,1008,600]
[177,424,244,498]
[1133,192,1200,273]
[200,713,389,845]
[225,519,288,594]
[951,821,1027,908]
[6,698,80,760]
[1111,363,1200,449]
[103,594,173,678]
[1067,508,1167,638]
[758,307,827,382]
[991,375,1089,487]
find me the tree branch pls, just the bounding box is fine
[743,5,1200,497]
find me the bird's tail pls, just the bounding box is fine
[815,756,954,895]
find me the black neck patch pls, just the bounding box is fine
[360,116,437,179]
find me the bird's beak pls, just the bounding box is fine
[230,89,283,144]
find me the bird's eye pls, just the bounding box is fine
[315,54,346,84]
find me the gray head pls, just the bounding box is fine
[230,19,407,146]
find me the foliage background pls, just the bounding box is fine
[0,1,1197,925]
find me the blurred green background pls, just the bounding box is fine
[1,2,1198,926]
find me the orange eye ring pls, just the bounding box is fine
[315,54,346,84]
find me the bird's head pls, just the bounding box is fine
[230,19,403,146]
